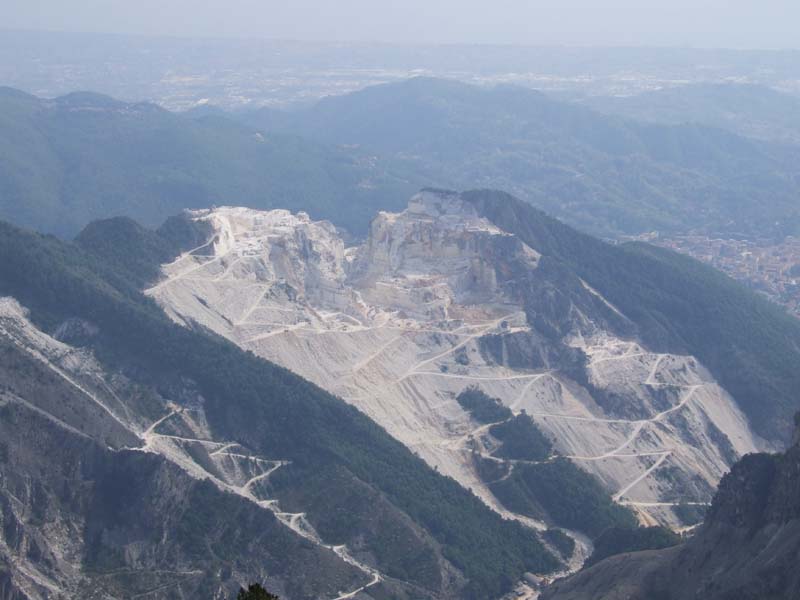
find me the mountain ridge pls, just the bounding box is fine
[141,189,787,546]
[0,209,560,599]
[0,86,415,237]
[463,189,800,440]
[240,77,800,239]
[3,79,800,244]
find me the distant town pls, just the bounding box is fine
[634,234,800,318]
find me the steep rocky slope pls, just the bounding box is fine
[0,217,562,600]
[0,298,369,599]
[541,417,800,600]
[147,189,770,541]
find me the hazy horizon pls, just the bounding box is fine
[2,0,800,50]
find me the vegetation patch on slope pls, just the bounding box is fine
[490,413,553,462]
[490,458,638,538]
[585,526,680,567]
[456,386,512,424]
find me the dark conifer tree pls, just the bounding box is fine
[237,583,279,600]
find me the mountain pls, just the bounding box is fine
[0,214,565,599]
[583,83,800,145]
[241,77,800,239]
[132,189,800,568]
[5,80,800,244]
[3,187,800,598]
[0,86,414,238]
[542,415,800,600]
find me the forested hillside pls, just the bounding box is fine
[584,83,800,145]
[4,79,800,244]
[242,77,800,239]
[0,87,414,237]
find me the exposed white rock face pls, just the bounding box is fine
[186,206,355,309]
[349,191,539,319]
[147,192,767,532]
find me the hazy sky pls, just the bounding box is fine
[2,0,799,48]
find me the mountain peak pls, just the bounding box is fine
[162,193,540,325]
[377,189,514,236]
[145,192,765,544]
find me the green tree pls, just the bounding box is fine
[237,583,279,600]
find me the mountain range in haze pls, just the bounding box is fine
[3,78,800,243]
[3,30,800,109]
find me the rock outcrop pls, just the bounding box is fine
[147,189,767,538]
[542,420,800,600]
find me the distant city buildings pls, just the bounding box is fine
[637,234,800,318]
